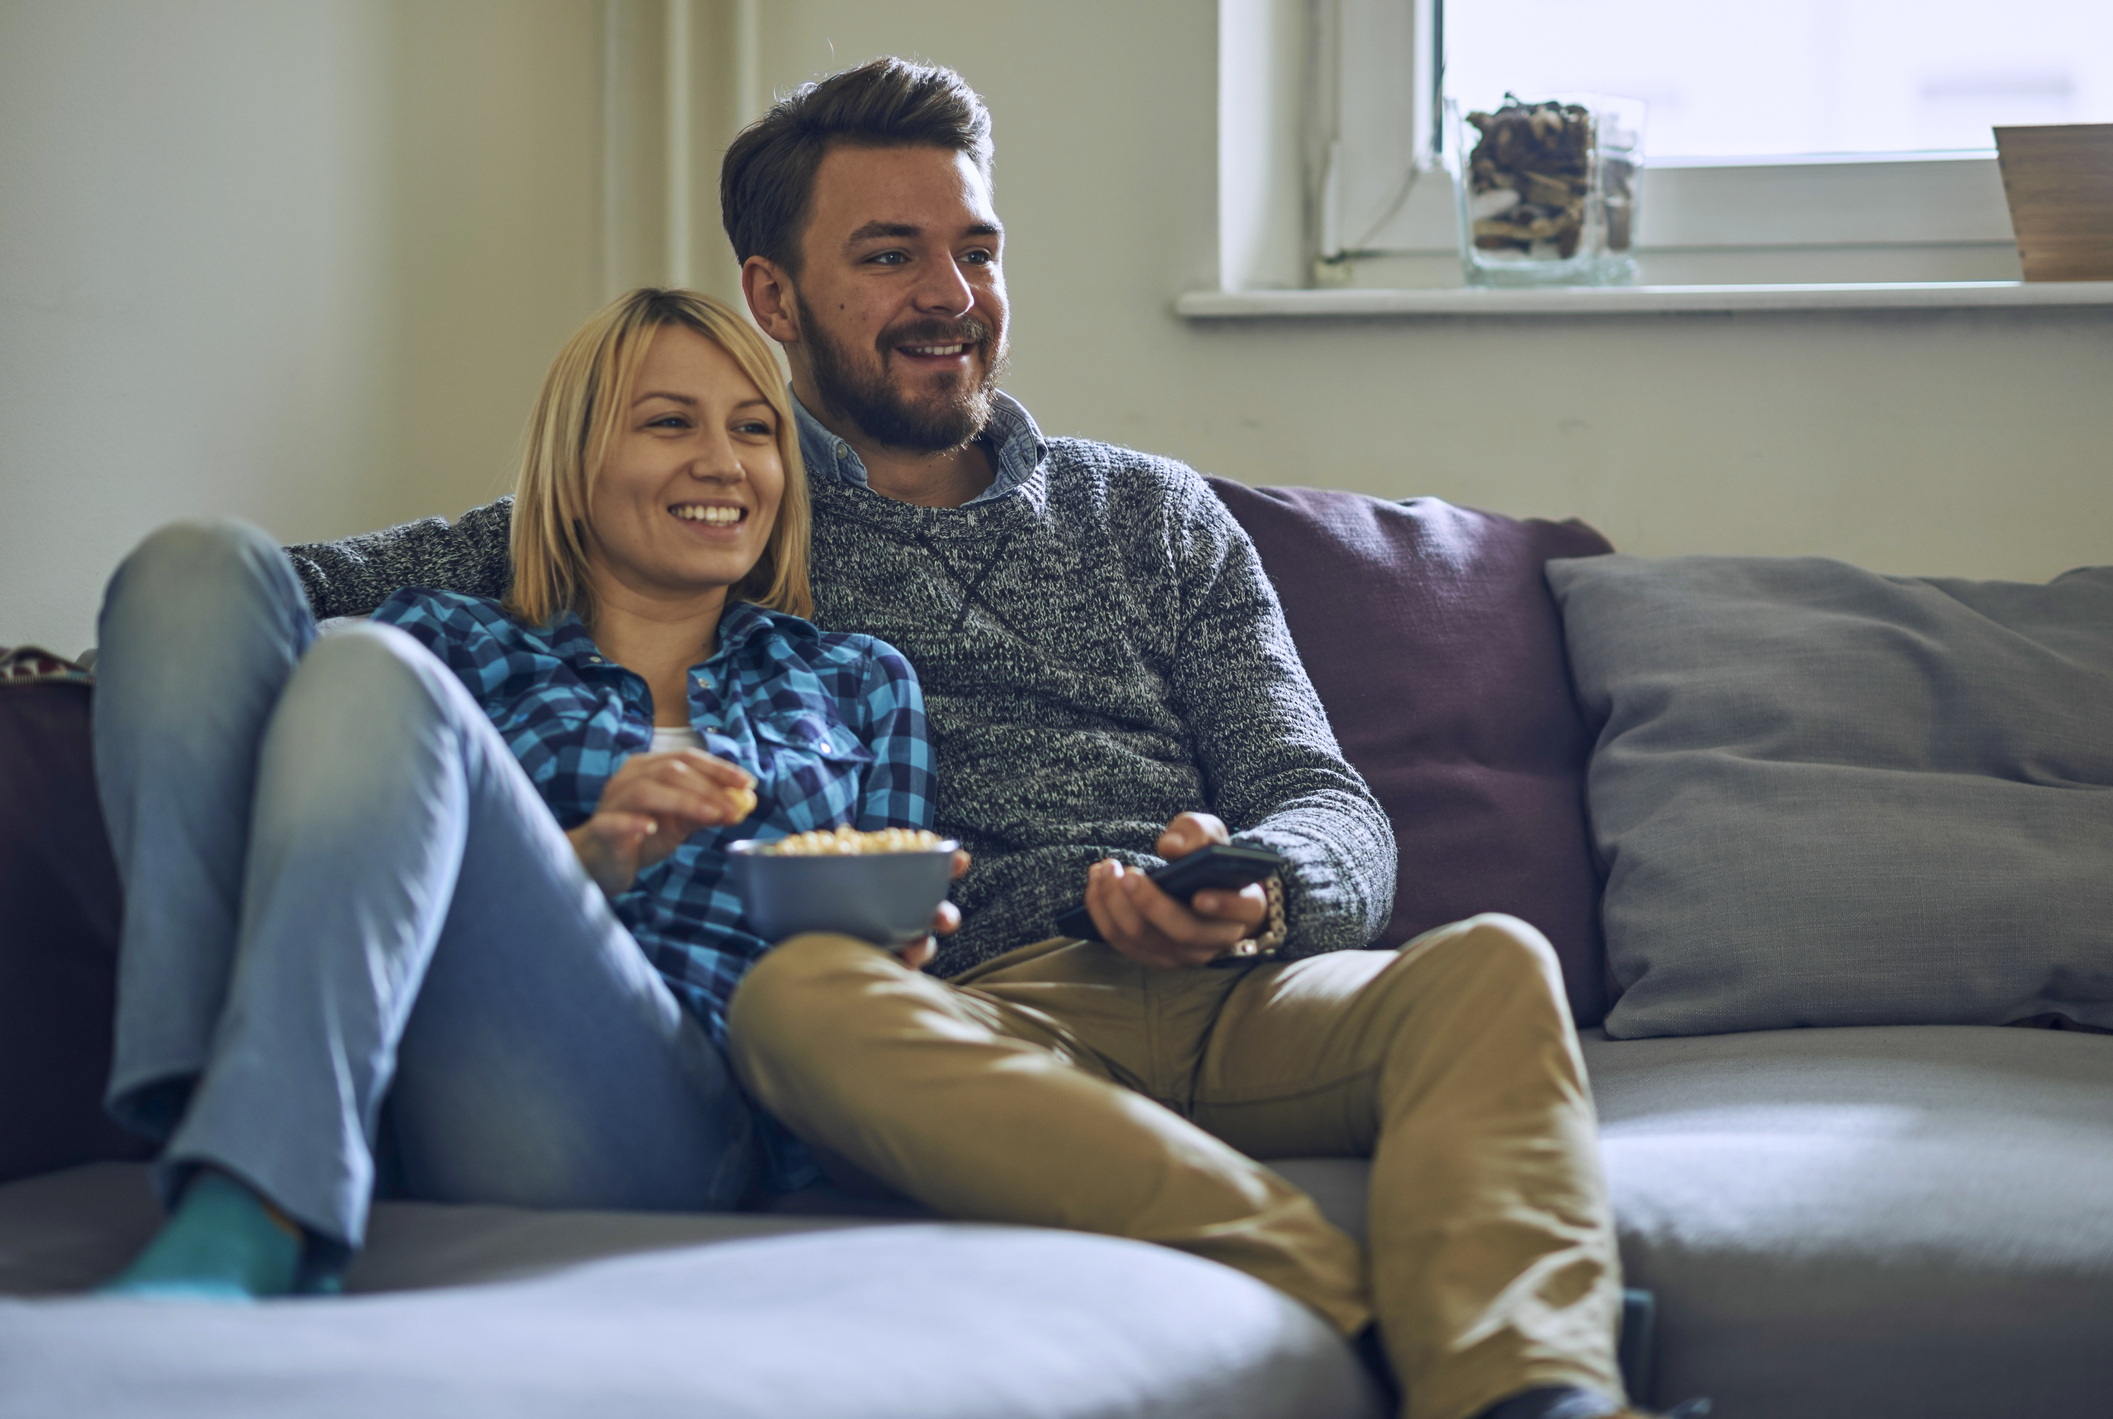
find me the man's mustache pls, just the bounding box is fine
[879,317,995,352]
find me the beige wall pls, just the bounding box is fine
[5,0,2108,654]
[378,0,606,529]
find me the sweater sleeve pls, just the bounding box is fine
[284,497,516,619]
[1160,472,1396,956]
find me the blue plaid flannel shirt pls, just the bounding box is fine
[370,589,935,1044]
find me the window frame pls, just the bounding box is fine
[1226,0,2033,296]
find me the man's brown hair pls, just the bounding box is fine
[720,57,993,273]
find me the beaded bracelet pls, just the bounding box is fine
[1217,874,1288,962]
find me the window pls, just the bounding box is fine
[1444,0,2113,160]
[1212,0,2113,299]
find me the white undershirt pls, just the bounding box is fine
[650,725,708,755]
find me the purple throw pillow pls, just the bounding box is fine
[0,680,152,1184]
[1207,480,1615,1026]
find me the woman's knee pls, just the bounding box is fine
[256,627,469,819]
[285,624,457,729]
[95,521,314,733]
[105,520,298,632]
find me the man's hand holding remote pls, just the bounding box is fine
[1083,812,1271,971]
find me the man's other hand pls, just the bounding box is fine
[1085,812,1269,970]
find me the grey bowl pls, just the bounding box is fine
[727,839,959,947]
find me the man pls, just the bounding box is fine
[289,57,1684,1419]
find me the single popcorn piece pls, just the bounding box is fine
[760,824,944,856]
[725,783,758,820]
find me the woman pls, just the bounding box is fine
[92,288,934,1299]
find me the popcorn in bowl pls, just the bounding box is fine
[728,828,958,949]
[755,825,944,856]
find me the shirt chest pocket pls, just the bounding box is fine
[750,710,873,768]
[750,710,874,830]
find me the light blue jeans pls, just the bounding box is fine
[94,521,756,1250]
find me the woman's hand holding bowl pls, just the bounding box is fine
[896,848,971,970]
[568,748,757,898]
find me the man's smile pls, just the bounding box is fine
[882,317,992,374]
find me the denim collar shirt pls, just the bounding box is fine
[369,590,934,1047]
[793,388,1047,506]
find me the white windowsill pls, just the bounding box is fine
[1175,281,2113,319]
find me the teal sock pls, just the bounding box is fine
[99,1170,305,1302]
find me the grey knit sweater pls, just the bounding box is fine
[287,441,1395,973]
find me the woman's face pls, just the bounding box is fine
[584,324,785,612]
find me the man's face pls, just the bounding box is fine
[786,144,1009,451]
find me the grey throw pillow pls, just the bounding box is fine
[1546,554,2113,1040]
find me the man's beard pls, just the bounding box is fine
[797,295,1009,453]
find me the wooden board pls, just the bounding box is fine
[1994,124,2113,282]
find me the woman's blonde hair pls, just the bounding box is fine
[505,287,812,627]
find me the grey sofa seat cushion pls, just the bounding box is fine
[0,1163,909,1298]
[1545,554,2113,1040]
[1155,1030,2113,1418]
[0,1165,1383,1419]
[1584,1024,2113,1418]
[15,1026,2106,1418]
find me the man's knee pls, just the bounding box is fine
[1401,912,1570,1016]
[1457,911,1562,974]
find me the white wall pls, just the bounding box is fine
[1,0,392,654]
[0,0,604,655]
[5,0,2108,657]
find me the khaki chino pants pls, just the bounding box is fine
[727,913,1624,1419]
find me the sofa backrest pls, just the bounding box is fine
[1206,480,1614,1027]
[0,490,1618,1184]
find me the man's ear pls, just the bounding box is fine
[742,256,801,347]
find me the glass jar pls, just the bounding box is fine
[1446,92,1649,286]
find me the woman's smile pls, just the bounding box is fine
[670,501,747,528]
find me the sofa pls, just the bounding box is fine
[3,482,2109,1419]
